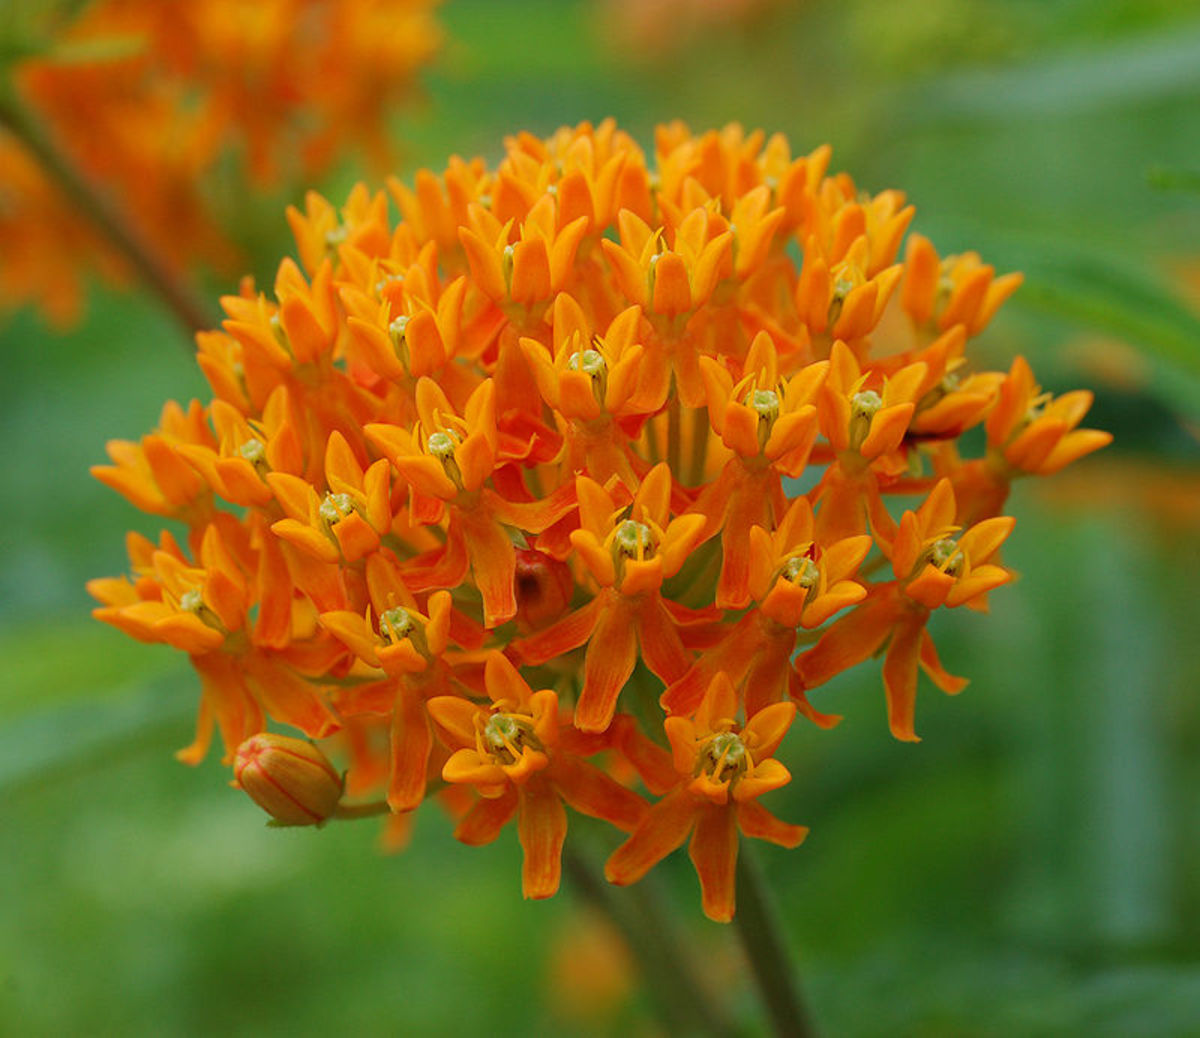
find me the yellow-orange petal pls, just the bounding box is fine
[734,758,792,802]
[443,747,508,788]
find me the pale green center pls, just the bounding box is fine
[567,349,606,376]
[319,492,355,524]
[484,713,521,750]
[851,390,883,420]
[380,607,414,642]
[180,589,204,613]
[703,731,748,782]
[614,520,654,558]
[784,556,820,589]
[238,438,265,463]
[749,389,780,423]
[427,431,457,459]
[929,537,962,574]
[388,315,409,342]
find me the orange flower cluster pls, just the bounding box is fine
[90,120,1110,921]
[1,0,440,323]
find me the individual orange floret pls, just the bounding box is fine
[520,295,652,486]
[607,672,806,923]
[428,653,647,899]
[505,119,653,234]
[794,234,904,349]
[901,233,1024,337]
[986,355,1113,476]
[459,197,590,321]
[601,207,733,403]
[797,479,1015,741]
[694,330,826,608]
[367,377,576,627]
[268,430,393,566]
[175,388,304,509]
[511,463,707,733]
[812,340,928,542]
[88,519,341,761]
[663,495,870,721]
[286,183,393,278]
[320,552,470,812]
[91,400,216,527]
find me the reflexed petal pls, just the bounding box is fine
[882,617,924,742]
[454,785,518,845]
[606,788,698,886]
[737,800,808,848]
[550,755,647,831]
[518,778,567,899]
[689,803,739,923]
[387,686,433,812]
[577,601,639,732]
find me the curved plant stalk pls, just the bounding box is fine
[0,84,214,338]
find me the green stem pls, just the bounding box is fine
[0,85,214,338]
[332,800,393,821]
[563,846,737,1037]
[734,846,817,1037]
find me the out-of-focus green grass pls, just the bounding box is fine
[2,1,1199,1034]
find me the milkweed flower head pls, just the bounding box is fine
[90,119,1110,921]
[0,0,441,323]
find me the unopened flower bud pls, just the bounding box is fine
[233,733,343,826]
[514,548,575,631]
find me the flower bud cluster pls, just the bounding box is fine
[90,120,1109,920]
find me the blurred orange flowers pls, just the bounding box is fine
[90,119,1110,920]
[0,0,440,323]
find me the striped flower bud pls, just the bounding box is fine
[233,733,343,826]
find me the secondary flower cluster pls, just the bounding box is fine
[90,120,1109,921]
[1,0,439,323]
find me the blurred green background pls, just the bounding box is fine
[3,0,1200,1034]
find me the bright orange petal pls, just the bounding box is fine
[689,803,739,923]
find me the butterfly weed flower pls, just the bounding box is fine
[91,119,1110,916]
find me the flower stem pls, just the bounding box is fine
[332,800,393,821]
[563,846,738,1037]
[734,846,817,1037]
[667,389,683,478]
[0,86,215,338]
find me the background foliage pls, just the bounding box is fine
[2,0,1199,1033]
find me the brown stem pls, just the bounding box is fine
[563,846,738,1037]
[734,846,818,1037]
[0,85,215,338]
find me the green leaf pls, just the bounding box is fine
[935,221,1200,417]
[894,22,1200,126]
[1147,165,1200,193]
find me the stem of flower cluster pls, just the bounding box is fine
[734,847,817,1037]
[563,846,738,1037]
[332,800,393,821]
[0,86,215,338]
[667,391,683,478]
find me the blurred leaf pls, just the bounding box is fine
[895,21,1200,126]
[1147,165,1200,193]
[0,675,192,797]
[942,222,1200,415]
